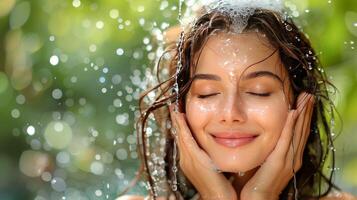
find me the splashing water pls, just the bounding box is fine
[199,0,283,33]
[173,0,185,113]
[170,0,186,195]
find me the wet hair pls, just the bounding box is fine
[123,8,341,200]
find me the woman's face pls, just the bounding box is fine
[185,32,293,173]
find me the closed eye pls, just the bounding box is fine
[247,92,271,97]
[197,93,220,98]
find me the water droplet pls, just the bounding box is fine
[72,0,81,8]
[113,99,122,107]
[89,44,97,52]
[41,171,52,182]
[16,94,26,104]
[116,149,128,160]
[127,134,136,144]
[90,161,104,175]
[139,18,145,26]
[70,76,77,83]
[51,177,66,192]
[99,76,106,83]
[172,166,178,172]
[26,125,35,136]
[11,108,20,118]
[109,9,119,19]
[112,74,122,84]
[50,55,59,66]
[56,151,70,164]
[96,21,104,29]
[30,139,41,150]
[102,67,108,73]
[285,24,292,31]
[95,189,102,197]
[292,10,299,17]
[49,35,55,41]
[137,5,145,13]
[44,121,72,149]
[52,88,63,99]
[124,20,131,26]
[130,151,138,159]
[354,23,357,27]
[116,48,124,56]
[143,37,150,44]
[160,1,169,10]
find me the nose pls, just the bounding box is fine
[219,94,246,124]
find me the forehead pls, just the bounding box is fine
[195,32,285,77]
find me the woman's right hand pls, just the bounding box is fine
[169,105,237,200]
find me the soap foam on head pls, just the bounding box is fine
[192,0,284,33]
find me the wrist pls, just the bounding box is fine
[199,193,238,200]
[196,182,237,200]
[241,192,279,200]
[197,188,237,200]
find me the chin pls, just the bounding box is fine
[213,155,263,173]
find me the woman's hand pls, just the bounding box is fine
[240,92,315,200]
[169,105,237,200]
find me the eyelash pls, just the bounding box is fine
[197,93,220,99]
[197,92,271,98]
[246,92,271,97]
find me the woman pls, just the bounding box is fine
[118,1,356,200]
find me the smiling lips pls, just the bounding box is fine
[211,132,258,148]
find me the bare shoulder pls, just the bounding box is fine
[116,195,146,200]
[116,195,171,200]
[319,191,357,200]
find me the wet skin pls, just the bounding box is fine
[185,32,294,173]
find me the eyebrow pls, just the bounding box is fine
[192,71,283,84]
[192,73,221,81]
[243,71,283,84]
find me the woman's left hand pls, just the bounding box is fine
[240,92,315,200]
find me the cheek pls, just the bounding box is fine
[185,98,218,134]
[246,96,288,139]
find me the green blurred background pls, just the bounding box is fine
[0,0,356,199]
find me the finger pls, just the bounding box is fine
[295,92,311,114]
[173,111,219,171]
[175,112,200,149]
[272,109,297,159]
[294,94,312,150]
[169,108,202,154]
[275,92,310,158]
[288,94,314,171]
[277,92,308,152]
[296,95,315,161]
[294,94,314,151]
